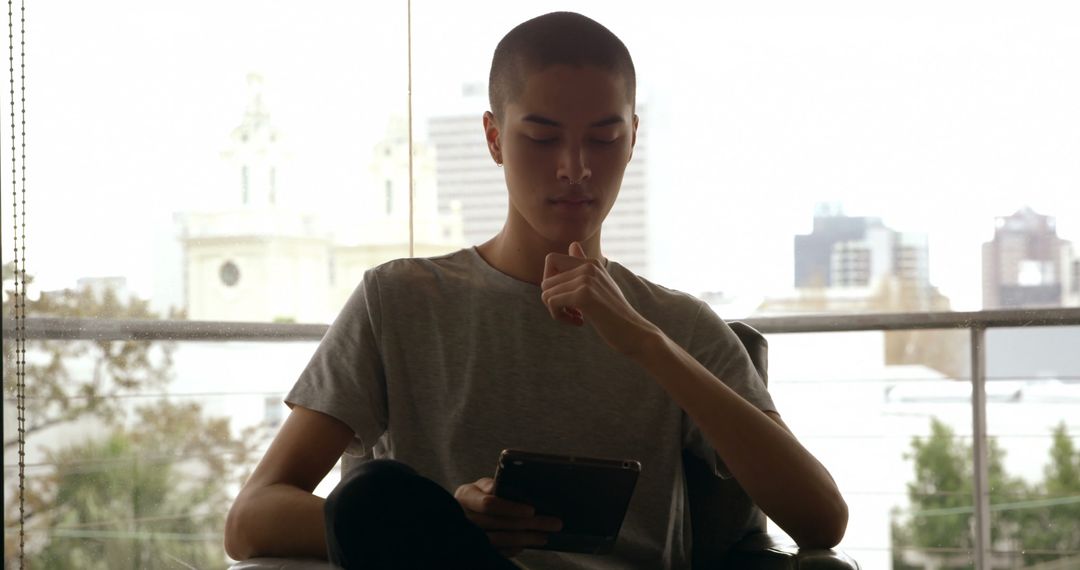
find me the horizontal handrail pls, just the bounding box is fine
[3,307,1080,341]
[2,317,329,341]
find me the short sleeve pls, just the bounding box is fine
[682,302,776,479]
[285,270,388,457]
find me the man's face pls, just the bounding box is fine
[485,65,638,247]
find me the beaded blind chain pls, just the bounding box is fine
[7,0,27,566]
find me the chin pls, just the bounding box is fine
[543,228,596,247]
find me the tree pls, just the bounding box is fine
[3,265,264,566]
[1008,422,1080,566]
[29,401,260,569]
[3,263,175,451]
[893,418,1080,568]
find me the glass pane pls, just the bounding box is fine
[767,329,975,567]
[985,326,1080,567]
[5,2,1079,569]
[19,1,409,324]
[3,337,323,567]
[412,1,1079,316]
[3,1,408,567]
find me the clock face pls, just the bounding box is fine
[219,261,240,287]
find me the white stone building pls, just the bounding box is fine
[177,76,463,323]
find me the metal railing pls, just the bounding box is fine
[5,307,1080,569]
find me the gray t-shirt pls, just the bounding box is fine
[286,247,775,569]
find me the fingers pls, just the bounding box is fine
[540,274,591,325]
[454,482,534,518]
[543,250,596,281]
[543,253,564,280]
[454,479,563,529]
[541,256,604,289]
[569,241,586,258]
[545,291,587,326]
[454,477,564,557]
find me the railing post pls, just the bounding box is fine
[970,325,991,569]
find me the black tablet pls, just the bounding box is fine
[492,449,641,555]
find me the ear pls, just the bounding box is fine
[628,113,639,163]
[483,111,503,165]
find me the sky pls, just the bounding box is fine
[2,0,1078,313]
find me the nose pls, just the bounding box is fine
[556,143,592,185]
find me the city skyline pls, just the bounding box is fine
[3,1,1078,316]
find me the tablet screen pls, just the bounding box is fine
[492,449,641,554]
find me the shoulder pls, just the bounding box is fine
[608,262,705,310]
[338,249,477,329]
[364,248,477,290]
[606,261,712,332]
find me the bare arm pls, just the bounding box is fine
[224,406,354,560]
[633,330,848,548]
[540,245,848,549]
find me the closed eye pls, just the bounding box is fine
[591,137,619,145]
[526,136,558,145]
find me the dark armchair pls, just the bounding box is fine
[231,323,858,570]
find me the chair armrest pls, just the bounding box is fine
[228,558,339,570]
[719,532,860,570]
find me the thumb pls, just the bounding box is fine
[569,241,587,259]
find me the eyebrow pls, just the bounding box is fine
[521,114,625,128]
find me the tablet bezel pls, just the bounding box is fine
[492,449,642,555]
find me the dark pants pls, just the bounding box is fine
[324,459,519,570]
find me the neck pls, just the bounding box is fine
[476,227,604,285]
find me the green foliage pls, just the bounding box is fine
[893,418,1080,568]
[1008,423,1080,566]
[29,401,261,569]
[3,264,264,566]
[3,265,175,450]
[904,419,975,555]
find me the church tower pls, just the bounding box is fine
[224,74,283,207]
[328,116,465,307]
[177,74,331,323]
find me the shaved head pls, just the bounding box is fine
[488,12,636,122]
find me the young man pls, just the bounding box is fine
[225,11,847,569]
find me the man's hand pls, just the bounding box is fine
[454,477,563,558]
[540,241,661,356]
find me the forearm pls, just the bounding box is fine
[225,483,329,560]
[633,330,848,548]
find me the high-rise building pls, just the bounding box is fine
[794,204,931,293]
[982,207,1076,309]
[765,206,955,378]
[427,95,650,276]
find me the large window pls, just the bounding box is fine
[3,1,1078,568]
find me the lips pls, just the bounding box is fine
[548,196,594,205]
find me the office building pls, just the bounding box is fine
[794,204,931,293]
[982,207,1076,309]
